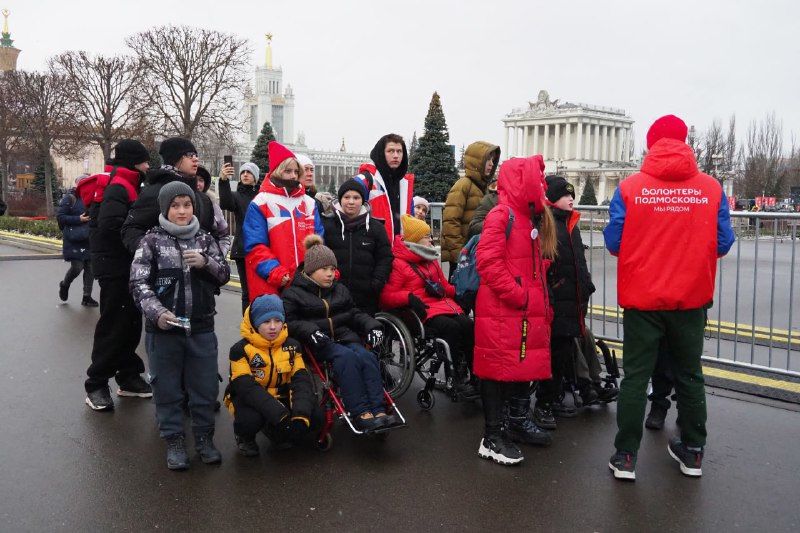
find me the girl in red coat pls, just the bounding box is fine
[380,215,477,397]
[473,155,556,465]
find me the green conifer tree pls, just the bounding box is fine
[408,92,458,202]
[579,178,598,205]
[251,121,276,178]
[32,159,59,205]
[457,144,466,170]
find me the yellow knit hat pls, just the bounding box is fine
[401,214,431,243]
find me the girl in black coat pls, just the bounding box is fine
[57,178,96,306]
[219,161,260,313]
[321,177,393,315]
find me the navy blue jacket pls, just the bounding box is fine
[57,191,90,262]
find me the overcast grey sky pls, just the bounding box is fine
[6,0,800,155]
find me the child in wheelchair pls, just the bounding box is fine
[224,294,321,456]
[381,215,477,397]
[282,235,398,432]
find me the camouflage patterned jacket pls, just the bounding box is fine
[130,227,230,334]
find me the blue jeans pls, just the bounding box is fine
[316,342,384,417]
[146,331,219,439]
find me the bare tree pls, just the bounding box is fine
[49,51,149,161]
[126,25,250,140]
[687,125,704,163]
[0,74,26,202]
[740,113,784,198]
[6,70,79,216]
[193,125,238,175]
[699,119,724,175]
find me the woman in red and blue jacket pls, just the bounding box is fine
[243,141,324,301]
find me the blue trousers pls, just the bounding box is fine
[146,331,219,439]
[316,342,384,417]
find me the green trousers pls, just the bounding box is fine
[614,308,707,452]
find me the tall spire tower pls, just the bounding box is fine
[265,33,273,69]
[247,33,294,145]
[0,9,20,72]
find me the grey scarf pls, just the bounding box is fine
[159,214,200,239]
[405,241,440,261]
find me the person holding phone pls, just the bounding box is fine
[219,157,260,312]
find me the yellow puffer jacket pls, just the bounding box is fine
[223,310,315,425]
[441,141,500,262]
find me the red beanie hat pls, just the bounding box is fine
[646,115,688,149]
[267,141,297,176]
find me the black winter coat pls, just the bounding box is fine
[57,191,90,262]
[282,270,381,348]
[218,179,257,260]
[121,168,215,254]
[89,181,138,279]
[547,208,595,337]
[321,210,393,315]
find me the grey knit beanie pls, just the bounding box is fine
[239,162,261,181]
[158,181,195,217]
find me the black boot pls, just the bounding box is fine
[454,363,479,399]
[195,431,222,464]
[166,434,189,471]
[506,396,553,446]
[645,402,668,430]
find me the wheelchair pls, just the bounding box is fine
[373,308,478,411]
[559,329,620,408]
[303,345,407,451]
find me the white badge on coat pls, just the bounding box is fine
[530,228,539,240]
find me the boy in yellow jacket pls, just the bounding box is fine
[224,294,319,456]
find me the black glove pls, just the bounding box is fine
[366,328,384,347]
[289,416,311,441]
[408,294,429,321]
[309,330,331,348]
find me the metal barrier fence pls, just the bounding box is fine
[429,202,800,378]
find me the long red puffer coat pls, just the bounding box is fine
[473,155,553,381]
[380,235,464,321]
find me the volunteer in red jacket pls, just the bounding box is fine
[380,214,477,397]
[473,155,556,466]
[354,133,414,244]
[604,114,735,481]
[243,141,324,301]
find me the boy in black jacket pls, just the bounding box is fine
[534,176,597,430]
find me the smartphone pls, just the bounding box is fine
[223,155,233,166]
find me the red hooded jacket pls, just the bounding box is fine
[473,156,553,382]
[380,235,463,320]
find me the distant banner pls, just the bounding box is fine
[755,196,776,208]
[728,195,736,210]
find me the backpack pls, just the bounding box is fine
[451,206,514,310]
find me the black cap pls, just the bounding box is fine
[159,137,197,167]
[545,175,575,203]
[337,177,369,202]
[112,139,150,169]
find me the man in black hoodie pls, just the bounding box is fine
[85,139,152,411]
[357,133,414,243]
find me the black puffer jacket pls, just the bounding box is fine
[121,167,214,254]
[218,179,257,260]
[547,207,595,337]
[321,207,393,315]
[282,269,381,348]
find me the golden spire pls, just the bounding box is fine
[265,33,273,69]
[2,9,9,35]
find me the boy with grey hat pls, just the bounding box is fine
[130,181,231,470]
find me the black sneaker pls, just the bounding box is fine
[59,281,69,302]
[595,384,619,403]
[533,405,557,430]
[668,438,703,477]
[478,434,524,465]
[552,399,578,418]
[117,375,153,398]
[645,403,668,430]
[195,433,222,464]
[85,387,114,411]
[579,386,600,407]
[235,435,260,457]
[81,295,99,307]
[608,450,637,481]
[166,435,189,471]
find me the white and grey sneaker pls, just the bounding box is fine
[85,387,114,411]
[478,435,524,465]
[117,375,153,398]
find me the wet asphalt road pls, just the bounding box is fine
[2,250,800,532]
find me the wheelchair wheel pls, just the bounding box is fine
[375,312,416,399]
[317,433,333,452]
[417,389,435,411]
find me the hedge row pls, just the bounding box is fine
[0,216,62,239]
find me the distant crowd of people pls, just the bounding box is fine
[59,114,735,480]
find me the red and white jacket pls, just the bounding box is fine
[355,163,414,245]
